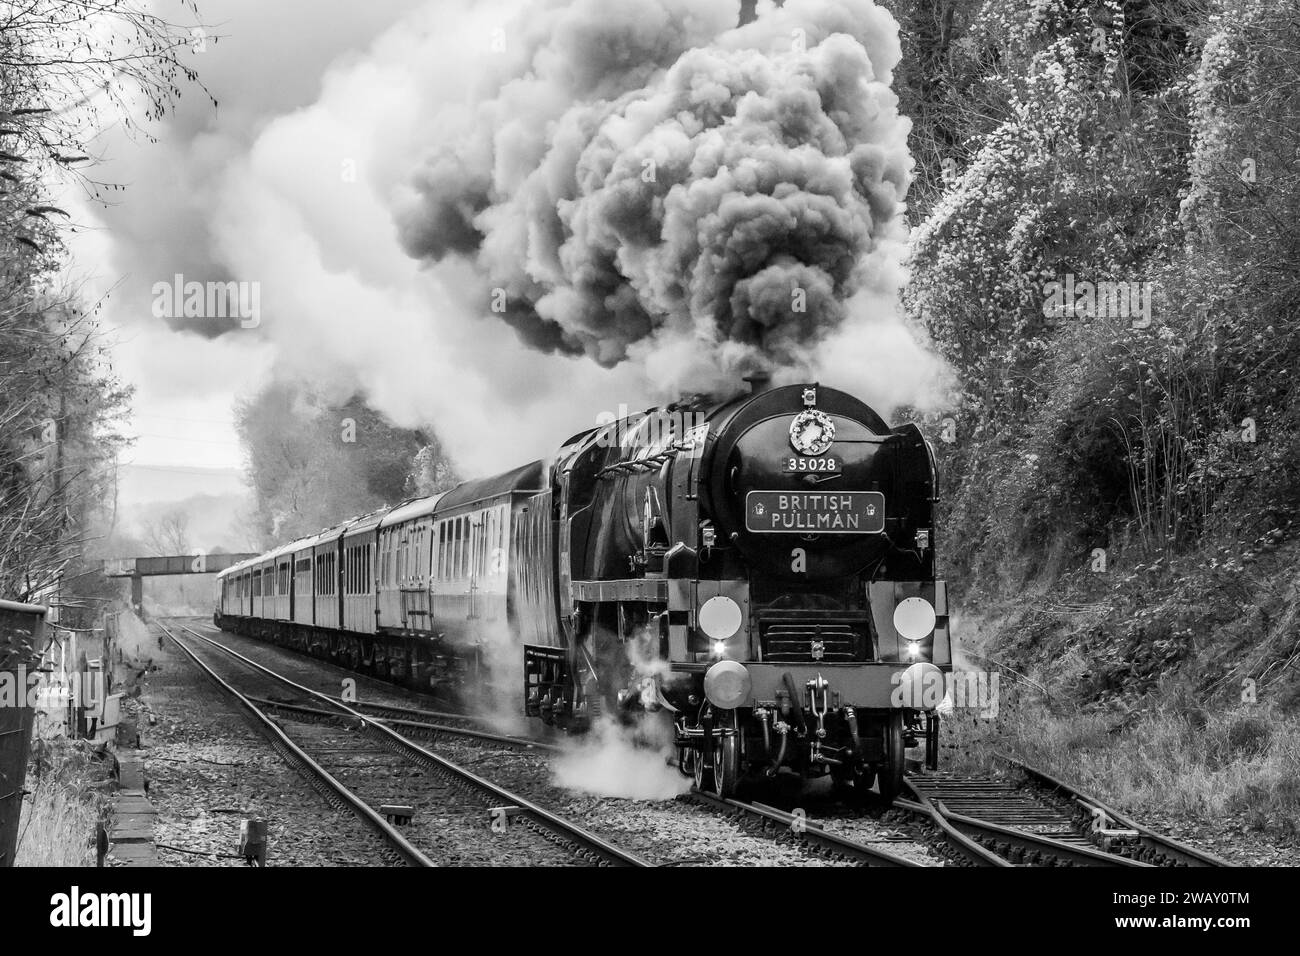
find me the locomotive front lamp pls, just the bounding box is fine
[699,596,742,640]
[703,659,751,710]
[899,662,946,710]
[893,596,937,642]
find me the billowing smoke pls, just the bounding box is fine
[79,0,944,482]
[395,0,915,391]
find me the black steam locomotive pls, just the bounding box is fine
[216,377,951,802]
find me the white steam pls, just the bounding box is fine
[550,715,692,800]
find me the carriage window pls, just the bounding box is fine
[448,519,456,579]
[437,521,446,580]
[449,518,458,579]
[458,517,467,579]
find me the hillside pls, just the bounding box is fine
[886,0,1300,854]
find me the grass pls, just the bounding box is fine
[14,738,111,867]
[941,679,1300,840]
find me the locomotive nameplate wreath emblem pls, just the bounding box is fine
[745,491,885,534]
[789,409,835,455]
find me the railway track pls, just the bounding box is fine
[160,621,648,867]
[183,619,562,752]
[683,791,930,867]
[179,620,937,866]
[157,620,433,867]
[999,756,1231,867]
[895,764,1228,867]
[248,696,563,754]
[164,618,1226,869]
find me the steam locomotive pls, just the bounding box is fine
[215,377,951,802]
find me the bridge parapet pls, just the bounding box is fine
[101,553,258,578]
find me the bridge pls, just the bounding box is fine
[102,553,258,612]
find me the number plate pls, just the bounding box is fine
[745,491,886,534]
[782,455,841,473]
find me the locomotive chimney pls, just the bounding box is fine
[743,372,772,394]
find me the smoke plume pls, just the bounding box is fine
[395,0,915,391]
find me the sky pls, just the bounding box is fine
[58,0,948,506]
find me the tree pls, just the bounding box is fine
[142,509,191,556]
[0,1,207,614]
[234,381,458,545]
